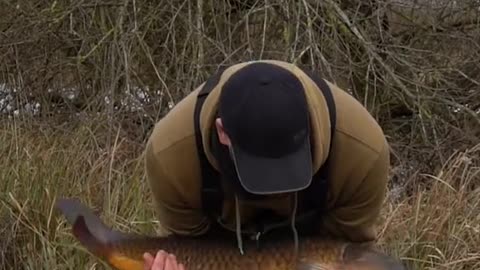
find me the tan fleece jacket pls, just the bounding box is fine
[144,60,390,243]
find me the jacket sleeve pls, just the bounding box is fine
[320,142,390,243]
[144,139,210,236]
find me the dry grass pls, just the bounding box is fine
[378,145,480,269]
[1,0,480,269]
[0,118,157,269]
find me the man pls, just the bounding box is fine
[143,60,390,269]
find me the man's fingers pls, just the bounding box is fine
[152,250,168,270]
[165,254,178,270]
[143,252,154,270]
[143,250,185,270]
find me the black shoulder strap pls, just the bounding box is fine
[193,66,229,218]
[300,68,337,213]
[301,68,336,147]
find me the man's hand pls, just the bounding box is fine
[143,250,186,270]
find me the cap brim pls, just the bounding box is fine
[230,139,313,195]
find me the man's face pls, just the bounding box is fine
[215,118,231,147]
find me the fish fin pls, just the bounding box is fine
[342,243,407,270]
[55,197,130,243]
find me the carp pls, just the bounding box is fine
[55,198,406,270]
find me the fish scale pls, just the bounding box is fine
[108,236,344,269]
[55,198,407,270]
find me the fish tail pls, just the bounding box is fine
[56,198,128,239]
[56,198,147,270]
[71,214,111,258]
[56,198,118,255]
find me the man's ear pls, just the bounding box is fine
[216,118,231,146]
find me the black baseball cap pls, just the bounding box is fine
[218,62,313,195]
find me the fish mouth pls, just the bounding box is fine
[342,243,408,270]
